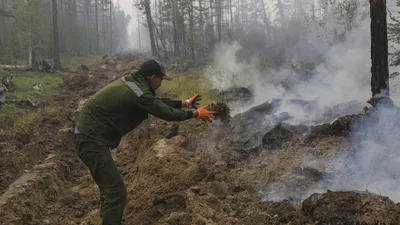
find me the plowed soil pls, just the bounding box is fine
[1,56,400,225]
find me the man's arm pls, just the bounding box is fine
[158,97,183,109]
[158,94,201,109]
[137,92,194,121]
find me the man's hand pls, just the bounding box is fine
[183,94,202,109]
[193,105,215,121]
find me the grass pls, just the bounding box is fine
[0,104,57,136]
[159,70,218,139]
[160,70,216,107]
[1,54,103,70]
[4,71,63,101]
[0,54,102,136]
[0,71,64,136]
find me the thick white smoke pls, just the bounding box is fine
[301,105,400,203]
[204,0,400,203]
[204,2,373,123]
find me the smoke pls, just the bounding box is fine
[205,18,371,123]
[204,42,256,90]
[204,0,400,203]
[296,105,400,203]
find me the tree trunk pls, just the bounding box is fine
[216,0,222,41]
[144,0,157,56]
[84,0,90,54]
[101,0,107,53]
[277,0,285,26]
[198,0,205,56]
[95,0,99,53]
[109,2,112,55]
[30,46,38,72]
[370,0,389,97]
[137,6,141,53]
[0,0,7,51]
[209,0,214,49]
[298,0,303,18]
[71,0,77,54]
[259,0,271,40]
[229,0,233,40]
[172,0,178,56]
[189,0,195,60]
[52,0,61,70]
[312,0,316,22]
[176,6,186,56]
[150,17,168,60]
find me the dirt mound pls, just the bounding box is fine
[230,98,365,126]
[0,61,99,223]
[262,123,307,150]
[69,64,90,73]
[0,151,87,225]
[123,138,209,224]
[302,191,400,224]
[305,114,363,141]
[210,86,253,103]
[95,129,400,225]
[64,71,99,91]
[114,52,139,62]
[0,116,13,132]
[232,99,282,122]
[261,114,362,149]
[240,202,311,224]
[0,95,78,194]
[67,113,322,225]
[83,134,314,225]
[4,56,400,225]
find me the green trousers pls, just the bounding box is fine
[74,133,127,225]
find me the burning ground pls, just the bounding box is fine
[1,53,400,225]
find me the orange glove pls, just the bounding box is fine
[184,94,202,109]
[195,105,215,121]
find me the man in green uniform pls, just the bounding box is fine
[74,59,214,225]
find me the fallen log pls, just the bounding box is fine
[2,98,37,107]
[0,65,31,71]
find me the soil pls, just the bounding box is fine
[302,191,400,224]
[1,54,400,225]
[210,86,253,103]
[207,102,231,122]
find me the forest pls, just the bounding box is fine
[2,0,400,224]
[2,0,400,69]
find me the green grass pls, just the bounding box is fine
[0,71,63,136]
[0,54,103,136]
[4,71,63,102]
[160,70,216,107]
[159,70,217,139]
[0,105,56,136]
[1,54,102,70]
[0,103,57,136]
[257,53,276,72]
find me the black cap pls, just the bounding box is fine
[140,59,172,80]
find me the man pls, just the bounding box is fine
[74,59,214,225]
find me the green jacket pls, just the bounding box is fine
[75,71,193,149]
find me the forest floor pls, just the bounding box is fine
[0,54,399,225]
